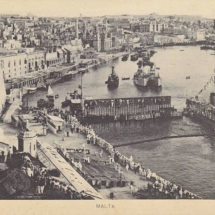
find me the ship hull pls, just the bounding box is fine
[107,82,119,88]
[134,78,148,87]
[134,77,162,88]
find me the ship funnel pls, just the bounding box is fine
[112,66,115,74]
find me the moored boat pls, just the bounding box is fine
[122,77,130,80]
[130,53,138,61]
[133,65,162,89]
[78,67,88,74]
[105,66,119,88]
[122,54,129,61]
[23,86,37,94]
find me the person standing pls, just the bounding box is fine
[35,176,41,195]
[39,175,46,194]
[4,148,8,163]
[126,163,129,172]
[8,146,13,158]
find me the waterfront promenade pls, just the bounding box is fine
[38,130,149,199]
[37,113,201,199]
[8,51,130,90]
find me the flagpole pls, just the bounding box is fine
[81,71,84,114]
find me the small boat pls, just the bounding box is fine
[122,55,128,61]
[23,87,37,94]
[180,50,184,51]
[156,67,160,70]
[211,53,215,55]
[122,77,130,80]
[130,53,138,61]
[78,67,88,74]
[62,100,71,108]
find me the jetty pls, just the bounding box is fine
[81,96,182,123]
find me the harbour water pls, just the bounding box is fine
[27,45,215,198]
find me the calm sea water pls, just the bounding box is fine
[28,46,215,198]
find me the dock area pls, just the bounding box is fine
[6,51,130,91]
[36,114,201,199]
[37,128,149,199]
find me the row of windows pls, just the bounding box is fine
[6,59,27,68]
[5,59,44,68]
[3,66,28,73]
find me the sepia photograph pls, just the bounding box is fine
[0,0,215,214]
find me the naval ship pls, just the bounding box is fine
[133,65,162,88]
[105,66,119,88]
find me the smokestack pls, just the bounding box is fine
[76,19,79,38]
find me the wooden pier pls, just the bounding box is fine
[81,96,178,123]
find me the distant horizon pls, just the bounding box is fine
[0,0,214,19]
[0,12,213,20]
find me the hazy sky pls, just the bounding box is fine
[0,0,215,18]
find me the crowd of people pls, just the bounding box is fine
[33,108,201,199]
[18,154,92,199]
[0,147,13,163]
[58,113,201,199]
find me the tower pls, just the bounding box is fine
[96,25,100,52]
[83,21,86,40]
[0,61,6,112]
[17,122,37,158]
[76,19,79,39]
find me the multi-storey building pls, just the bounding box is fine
[0,51,28,80]
[0,48,46,80]
[26,49,46,72]
[149,19,168,33]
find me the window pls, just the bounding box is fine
[14,60,16,66]
[19,59,21,65]
[8,61,10,67]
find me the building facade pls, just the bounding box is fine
[0,52,28,79]
[0,49,46,80]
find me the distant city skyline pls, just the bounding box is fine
[0,0,214,19]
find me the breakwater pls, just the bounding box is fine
[114,133,210,148]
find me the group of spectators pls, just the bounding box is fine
[19,154,92,199]
[62,114,201,199]
[143,179,200,199]
[42,108,200,199]
[0,147,13,163]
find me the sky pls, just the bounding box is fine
[0,0,215,18]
